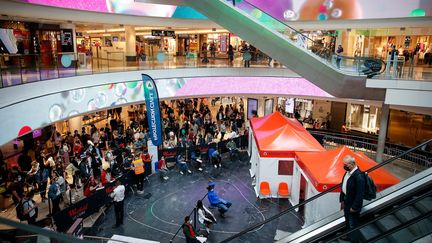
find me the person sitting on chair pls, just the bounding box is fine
[190,149,203,171]
[158,156,169,181]
[208,148,221,168]
[176,153,192,175]
[207,181,232,217]
[226,139,239,161]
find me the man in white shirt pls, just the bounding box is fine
[339,155,365,242]
[110,180,125,228]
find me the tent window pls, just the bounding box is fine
[278,160,293,175]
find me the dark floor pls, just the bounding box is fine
[86,153,303,243]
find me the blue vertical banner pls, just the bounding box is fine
[142,74,163,146]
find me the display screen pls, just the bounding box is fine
[241,0,431,21]
[15,0,431,20]
[16,0,207,19]
[285,98,295,114]
[247,98,258,119]
[264,99,273,116]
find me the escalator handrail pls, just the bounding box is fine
[220,138,432,242]
[324,188,432,242]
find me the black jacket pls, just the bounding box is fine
[339,169,365,212]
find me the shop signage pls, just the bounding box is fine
[60,29,74,52]
[142,74,163,146]
[151,30,175,37]
[364,59,382,72]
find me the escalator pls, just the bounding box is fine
[184,0,385,100]
[283,169,432,243]
[218,139,432,242]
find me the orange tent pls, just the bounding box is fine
[250,112,325,158]
[295,146,400,192]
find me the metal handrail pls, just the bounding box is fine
[220,138,432,242]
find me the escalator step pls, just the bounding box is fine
[358,223,389,243]
[376,215,402,232]
[394,205,431,236]
[376,215,415,243]
[414,197,432,214]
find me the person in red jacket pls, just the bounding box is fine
[101,168,112,186]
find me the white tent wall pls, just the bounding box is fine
[304,183,340,226]
[257,157,294,198]
[290,161,302,208]
[250,138,259,178]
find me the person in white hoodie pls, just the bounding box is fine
[196,200,216,234]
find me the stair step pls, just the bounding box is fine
[394,205,432,236]
[414,196,432,214]
[376,214,415,243]
[359,223,390,243]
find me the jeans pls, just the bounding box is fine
[213,199,232,214]
[177,161,189,173]
[114,200,124,226]
[336,56,341,68]
[344,208,360,242]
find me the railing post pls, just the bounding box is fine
[19,55,23,85]
[193,207,197,230]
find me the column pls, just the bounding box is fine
[125,26,136,62]
[375,104,390,163]
[68,116,83,134]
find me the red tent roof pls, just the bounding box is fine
[295,146,400,192]
[250,112,325,158]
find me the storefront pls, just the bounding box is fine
[346,103,381,134]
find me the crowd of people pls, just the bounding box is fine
[0,97,248,232]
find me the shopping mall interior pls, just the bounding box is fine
[0,0,431,242]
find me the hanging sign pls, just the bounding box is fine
[142,74,163,146]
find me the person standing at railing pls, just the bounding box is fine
[241,44,251,68]
[227,45,234,65]
[339,155,365,242]
[182,216,201,243]
[336,45,343,69]
[201,43,209,63]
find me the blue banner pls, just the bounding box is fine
[142,74,163,146]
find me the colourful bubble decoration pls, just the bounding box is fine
[251,9,262,19]
[409,8,426,17]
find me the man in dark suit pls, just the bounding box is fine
[340,155,365,241]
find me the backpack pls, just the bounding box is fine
[363,172,377,201]
[16,200,29,221]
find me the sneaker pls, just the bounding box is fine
[198,168,203,171]
[163,176,169,180]
[187,170,192,174]
[137,190,144,194]
[180,171,184,175]
[214,165,217,168]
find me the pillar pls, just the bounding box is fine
[125,26,136,62]
[69,116,83,134]
[375,104,390,163]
